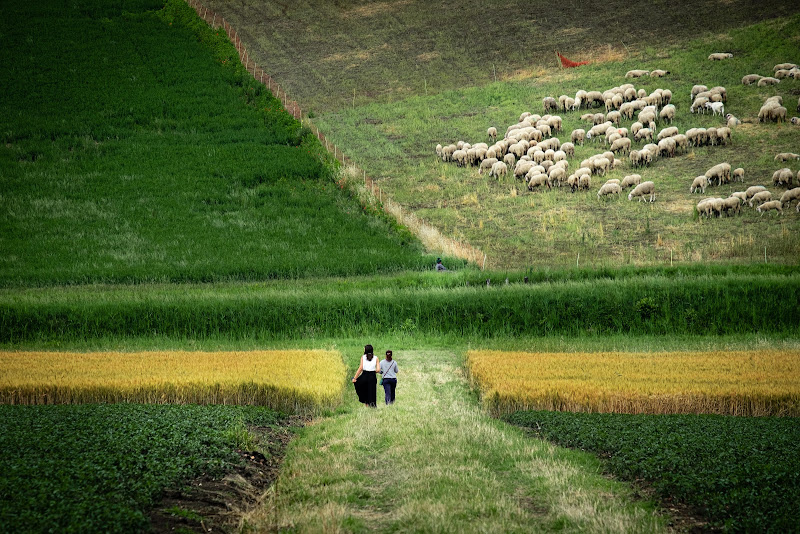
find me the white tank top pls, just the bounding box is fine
[362,354,377,372]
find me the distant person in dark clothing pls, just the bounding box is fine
[379,350,398,405]
[352,344,379,407]
[435,258,447,271]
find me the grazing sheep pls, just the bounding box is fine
[775,153,800,161]
[673,134,689,154]
[716,127,732,146]
[779,187,800,207]
[657,126,679,141]
[543,97,558,113]
[741,74,763,85]
[553,150,567,162]
[489,161,508,179]
[720,196,741,216]
[634,128,654,143]
[696,197,721,218]
[657,138,677,158]
[514,160,536,179]
[745,185,767,199]
[757,200,783,215]
[726,114,741,128]
[610,137,632,154]
[773,168,794,187]
[691,97,710,114]
[708,52,733,60]
[561,142,575,158]
[706,101,725,116]
[487,127,497,142]
[597,182,622,199]
[733,168,744,182]
[731,191,747,204]
[504,153,516,168]
[527,172,551,191]
[578,174,592,191]
[650,69,669,77]
[628,181,656,202]
[757,77,780,86]
[690,175,709,194]
[659,105,676,124]
[479,157,499,174]
[749,190,772,207]
[705,163,732,186]
[774,63,798,71]
[775,69,794,79]
[571,129,586,146]
[620,174,641,189]
[548,167,567,187]
[625,69,649,78]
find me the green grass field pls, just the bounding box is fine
[203,0,800,269]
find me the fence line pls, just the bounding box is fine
[184,0,486,268]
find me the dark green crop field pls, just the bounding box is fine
[508,410,800,532]
[0,0,437,287]
[0,404,285,534]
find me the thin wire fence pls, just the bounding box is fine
[184,0,486,268]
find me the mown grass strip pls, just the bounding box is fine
[0,350,345,414]
[469,350,800,417]
[507,410,800,532]
[2,273,798,341]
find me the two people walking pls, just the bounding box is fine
[352,344,398,407]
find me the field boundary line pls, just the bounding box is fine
[184,0,486,268]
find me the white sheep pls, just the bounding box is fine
[628,181,655,202]
[634,128,654,142]
[659,105,676,124]
[487,127,497,142]
[775,153,800,161]
[708,52,733,60]
[620,174,641,189]
[779,187,800,208]
[774,63,798,71]
[757,77,780,87]
[720,196,742,216]
[561,142,575,158]
[656,126,679,141]
[489,161,507,179]
[527,172,551,191]
[543,97,558,113]
[578,174,592,191]
[479,157,498,174]
[706,101,725,116]
[625,69,649,78]
[732,168,744,182]
[757,200,783,215]
[731,191,747,204]
[749,191,772,207]
[690,176,709,194]
[610,137,632,154]
[597,182,622,199]
[650,69,669,77]
[773,168,794,187]
[741,74,763,85]
[745,185,767,199]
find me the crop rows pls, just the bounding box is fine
[0,350,345,414]
[0,403,285,533]
[507,410,800,531]
[469,350,800,416]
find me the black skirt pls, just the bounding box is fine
[354,371,377,406]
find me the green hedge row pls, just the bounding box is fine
[2,274,798,341]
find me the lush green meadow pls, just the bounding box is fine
[0,0,440,287]
[0,403,286,534]
[507,410,800,532]
[206,0,800,268]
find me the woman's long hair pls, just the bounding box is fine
[364,344,374,361]
[385,350,393,361]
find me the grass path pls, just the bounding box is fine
[246,350,667,533]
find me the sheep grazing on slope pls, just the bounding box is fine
[732,168,745,182]
[487,127,497,142]
[779,187,800,208]
[757,200,782,215]
[749,191,772,207]
[774,63,798,72]
[479,157,498,175]
[721,196,742,216]
[708,52,733,60]
[757,77,780,86]
[706,101,725,116]
[705,162,732,186]
[597,182,622,199]
[745,185,767,199]
[775,153,800,161]
[741,74,763,85]
[620,174,641,189]
[542,97,558,113]
[628,181,655,202]
[625,69,649,78]
[659,105,676,124]
[650,69,669,77]
[690,176,709,194]
[489,161,507,179]
[726,114,741,128]
[773,168,794,187]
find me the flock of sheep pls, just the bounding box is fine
[434,55,800,219]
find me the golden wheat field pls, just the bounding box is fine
[467,350,800,417]
[0,350,345,414]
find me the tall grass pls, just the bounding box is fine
[0,0,437,287]
[2,273,798,341]
[469,350,800,417]
[0,350,345,413]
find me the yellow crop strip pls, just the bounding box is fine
[0,350,345,414]
[467,350,800,417]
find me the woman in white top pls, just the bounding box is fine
[352,344,379,407]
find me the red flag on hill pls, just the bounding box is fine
[557,52,589,68]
